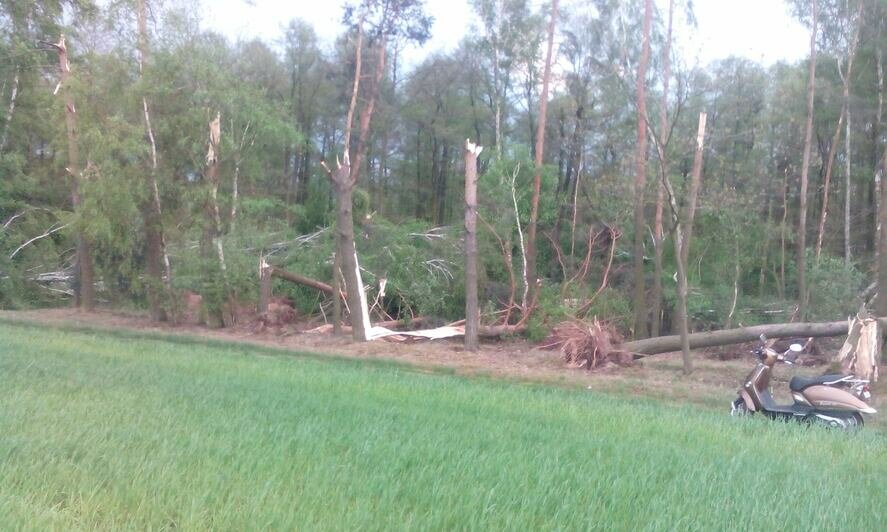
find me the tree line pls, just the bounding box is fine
[1,0,885,373]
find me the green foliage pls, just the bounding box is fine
[581,288,633,332]
[805,251,865,321]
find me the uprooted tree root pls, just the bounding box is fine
[542,319,634,371]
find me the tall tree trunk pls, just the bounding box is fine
[798,0,818,320]
[201,113,228,328]
[138,0,172,322]
[333,165,371,341]
[54,35,95,311]
[779,168,788,299]
[842,3,863,265]
[651,0,673,338]
[0,70,18,153]
[875,44,883,262]
[814,110,844,259]
[493,0,502,159]
[464,140,483,352]
[525,0,558,310]
[878,144,887,318]
[631,0,653,338]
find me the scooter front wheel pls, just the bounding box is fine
[730,397,751,417]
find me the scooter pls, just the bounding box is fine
[730,335,876,429]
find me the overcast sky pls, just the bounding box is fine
[201,0,810,69]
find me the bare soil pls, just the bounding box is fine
[2,308,884,420]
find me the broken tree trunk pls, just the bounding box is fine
[464,139,483,352]
[834,315,880,382]
[258,257,272,314]
[54,34,95,311]
[623,318,887,356]
[200,112,229,328]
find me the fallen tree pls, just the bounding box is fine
[268,266,333,295]
[623,318,887,355]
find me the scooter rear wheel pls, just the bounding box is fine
[807,411,864,430]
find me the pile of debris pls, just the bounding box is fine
[542,319,633,371]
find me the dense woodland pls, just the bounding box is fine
[1,0,886,364]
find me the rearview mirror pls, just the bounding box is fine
[789,343,803,353]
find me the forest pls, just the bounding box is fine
[1,0,886,372]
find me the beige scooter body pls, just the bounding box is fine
[732,341,876,429]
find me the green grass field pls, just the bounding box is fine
[1,321,885,530]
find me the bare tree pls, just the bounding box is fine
[50,35,95,311]
[631,0,653,338]
[525,0,558,311]
[798,0,818,320]
[464,139,483,352]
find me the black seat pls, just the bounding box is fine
[789,374,847,392]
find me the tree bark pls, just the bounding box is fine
[525,0,558,309]
[798,0,818,320]
[54,35,95,311]
[623,319,887,356]
[464,140,483,352]
[631,0,653,338]
[333,166,371,341]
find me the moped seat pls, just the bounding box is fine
[789,374,847,392]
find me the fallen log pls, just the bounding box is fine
[269,266,333,295]
[623,318,887,355]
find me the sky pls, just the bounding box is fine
[201,0,810,69]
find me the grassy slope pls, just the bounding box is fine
[0,322,884,530]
